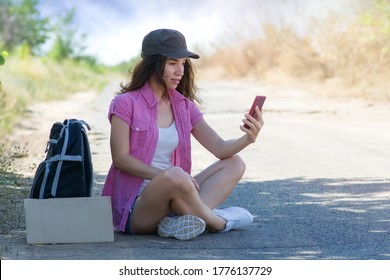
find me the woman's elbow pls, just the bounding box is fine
[213,149,232,160]
[111,155,127,171]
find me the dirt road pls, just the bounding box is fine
[1,79,390,259]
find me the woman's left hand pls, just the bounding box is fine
[240,106,264,143]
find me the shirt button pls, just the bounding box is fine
[136,127,139,131]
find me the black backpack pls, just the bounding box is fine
[30,119,93,199]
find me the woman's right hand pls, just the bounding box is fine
[240,106,264,143]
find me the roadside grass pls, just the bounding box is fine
[0,144,31,235]
[0,56,115,135]
[198,12,390,102]
[0,171,30,234]
[0,56,123,234]
[0,55,123,187]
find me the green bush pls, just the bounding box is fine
[0,51,8,86]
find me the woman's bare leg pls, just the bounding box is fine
[195,155,246,209]
[130,166,226,234]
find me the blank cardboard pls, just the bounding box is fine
[24,196,114,244]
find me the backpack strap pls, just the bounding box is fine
[38,161,51,199]
[51,121,70,197]
[80,120,91,131]
[48,154,82,162]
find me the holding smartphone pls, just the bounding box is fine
[244,95,266,129]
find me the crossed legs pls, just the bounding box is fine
[130,155,246,234]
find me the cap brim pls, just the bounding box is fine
[161,49,200,59]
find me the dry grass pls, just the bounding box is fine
[0,56,110,135]
[198,8,390,102]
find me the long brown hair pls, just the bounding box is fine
[118,55,201,104]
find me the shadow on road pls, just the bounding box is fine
[231,177,390,259]
[2,173,388,260]
[1,171,390,260]
[90,174,390,260]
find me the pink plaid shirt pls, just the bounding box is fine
[102,82,203,231]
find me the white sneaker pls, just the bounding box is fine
[213,207,253,232]
[157,215,206,240]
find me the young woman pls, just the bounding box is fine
[102,29,264,240]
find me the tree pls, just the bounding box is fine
[0,0,50,53]
[0,51,8,66]
[48,7,88,61]
[361,0,390,34]
[0,50,8,87]
[360,0,390,62]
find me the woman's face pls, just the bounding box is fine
[162,57,186,90]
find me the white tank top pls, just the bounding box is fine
[137,121,179,195]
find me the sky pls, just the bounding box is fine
[37,0,354,65]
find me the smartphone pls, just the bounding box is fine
[244,95,266,129]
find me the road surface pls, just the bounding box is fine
[1,79,389,260]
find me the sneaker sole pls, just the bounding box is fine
[157,215,206,240]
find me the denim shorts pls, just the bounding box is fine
[124,196,139,234]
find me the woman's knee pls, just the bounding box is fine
[227,154,246,176]
[161,166,194,193]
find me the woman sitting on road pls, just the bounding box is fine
[102,29,264,240]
